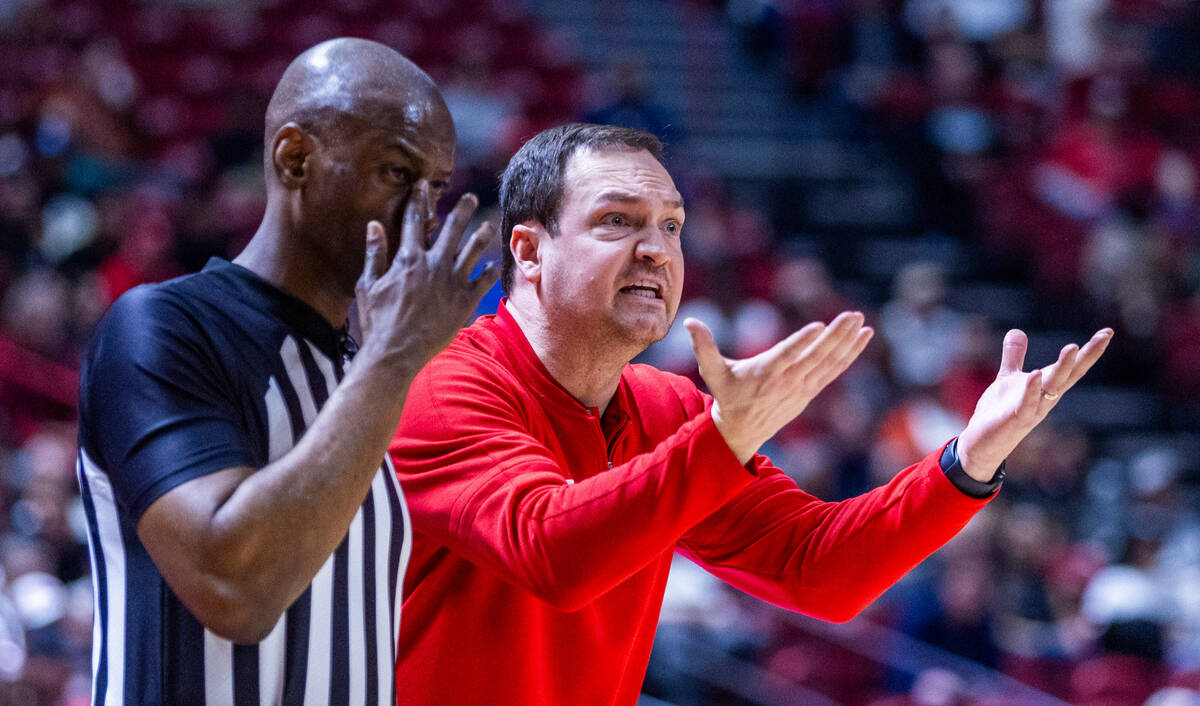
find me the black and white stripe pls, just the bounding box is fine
[78,334,410,704]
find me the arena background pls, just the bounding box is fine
[1,0,1199,703]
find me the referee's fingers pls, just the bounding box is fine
[359,220,387,288]
[400,183,430,254]
[471,261,499,297]
[433,193,478,261]
[455,222,496,278]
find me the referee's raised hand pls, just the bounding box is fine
[355,183,499,369]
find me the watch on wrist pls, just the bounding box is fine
[940,437,1005,499]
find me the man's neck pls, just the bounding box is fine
[505,295,631,412]
[234,215,352,328]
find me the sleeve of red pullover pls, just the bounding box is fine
[678,440,995,623]
[389,360,757,611]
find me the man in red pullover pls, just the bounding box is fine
[389,123,1111,704]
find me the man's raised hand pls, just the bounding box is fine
[687,311,874,465]
[956,328,1113,481]
[356,185,498,368]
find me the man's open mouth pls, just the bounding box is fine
[619,281,663,300]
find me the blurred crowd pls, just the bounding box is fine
[643,0,1200,704]
[0,0,1198,703]
[723,0,1200,401]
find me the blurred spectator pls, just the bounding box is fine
[730,298,786,358]
[585,53,684,144]
[911,556,1001,668]
[871,391,964,480]
[879,260,966,388]
[643,297,732,378]
[1077,564,1170,704]
[725,0,787,67]
[936,315,996,421]
[1046,0,1110,77]
[0,567,26,693]
[903,0,1031,42]
[644,555,772,704]
[869,667,971,706]
[771,254,854,330]
[441,50,520,169]
[94,197,182,304]
[1157,287,1200,402]
[0,271,77,447]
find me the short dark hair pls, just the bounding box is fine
[497,123,664,293]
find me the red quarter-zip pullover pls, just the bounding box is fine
[390,300,994,704]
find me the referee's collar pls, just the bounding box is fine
[201,258,344,360]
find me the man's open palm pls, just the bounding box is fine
[957,328,1113,480]
[687,311,874,464]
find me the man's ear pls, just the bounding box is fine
[510,223,544,285]
[272,124,315,189]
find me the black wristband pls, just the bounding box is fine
[940,437,1004,499]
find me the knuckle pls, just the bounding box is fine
[398,248,422,266]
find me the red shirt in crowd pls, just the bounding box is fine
[389,301,995,704]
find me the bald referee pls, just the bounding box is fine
[75,38,496,704]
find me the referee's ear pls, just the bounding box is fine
[272,123,315,190]
[510,222,543,286]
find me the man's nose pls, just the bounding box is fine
[635,229,671,268]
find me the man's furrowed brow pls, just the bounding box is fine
[593,190,685,210]
[593,190,639,204]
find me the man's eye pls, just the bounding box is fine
[388,166,412,183]
[606,214,626,226]
[665,222,680,234]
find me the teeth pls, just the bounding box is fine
[622,280,662,298]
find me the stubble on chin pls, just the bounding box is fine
[611,307,675,355]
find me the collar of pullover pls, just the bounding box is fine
[488,298,631,424]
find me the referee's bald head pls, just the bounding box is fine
[265,38,451,155]
[259,38,456,294]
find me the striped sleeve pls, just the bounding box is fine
[78,332,409,705]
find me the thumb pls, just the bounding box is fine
[685,318,726,385]
[998,329,1028,376]
[361,220,387,285]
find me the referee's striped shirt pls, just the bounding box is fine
[77,259,410,705]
